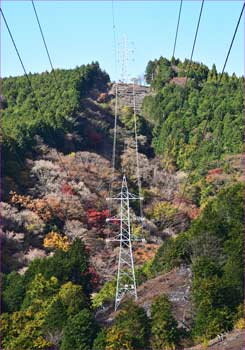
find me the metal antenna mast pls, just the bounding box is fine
[107,175,143,310]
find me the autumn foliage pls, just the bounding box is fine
[10,192,66,222]
[206,168,223,182]
[97,92,108,103]
[10,192,53,222]
[43,232,70,252]
[61,183,74,196]
[86,209,109,227]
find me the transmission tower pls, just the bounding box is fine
[118,34,135,83]
[107,175,143,310]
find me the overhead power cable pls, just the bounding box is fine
[133,81,144,223]
[31,0,63,99]
[172,0,183,58]
[1,8,69,175]
[164,0,205,174]
[164,0,205,211]
[183,0,205,88]
[0,8,42,111]
[110,0,119,179]
[108,0,119,215]
[220,1,245,77]
[176,1,244,212]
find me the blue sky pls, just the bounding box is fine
[1,1,244,81]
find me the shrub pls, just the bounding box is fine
[61,309,98,350]
[151,294,180,350]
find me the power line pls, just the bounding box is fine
[176,0,243,212]
[183,0,205,87]
[0,8,42,111]
[220,2,245,77]
[132,81,144,223]
[31,0,63,99]
[164,0,205,175]
[164,0,205,211]
[1,8,69,175]
[31,0,55,72]
[108,0,119,216]
[172,0,183,58]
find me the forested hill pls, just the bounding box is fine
[2,62,112,198]
[1,59,244,350]
[142,56,243,208]
[3,62,109,150]
[143,56,243,172]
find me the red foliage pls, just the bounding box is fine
[206,168,223,182]
[61,183,74,196]
[188,206,200,219]
[207,168,223,176]
[86,209,109,226]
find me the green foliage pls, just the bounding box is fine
[2,272,25,313]
[60,309,98,350]
[145,57,176,88]
[21,274,59,310]
[43,282,87,333]
[92,279,116,308]
[148,201,178,221]
[106,301,150,350]
[2,62,109,186]
[93,329,107,350]
[1,238,94,349]
[1,308,53,350]
[147,183,243,341]
[120,106,143,134]
[151,233,191,275]
[24,239,92,295]
[151,294,180,350]
[191,257,233,339]
[190,183,244,339]
[143,57,243,174]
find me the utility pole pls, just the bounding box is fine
[107,175,143,310]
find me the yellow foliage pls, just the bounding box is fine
[132,224,141,237]
[201,338,209,350]
[106,326,133,350]
[235,318,245,330]
[43,231,70,251]
[151,201,177,220]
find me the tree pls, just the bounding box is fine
[2,272,25,313]
[22,273,59,310]
[93,329,107,350]
[106,301,150,350]
[151,295,180,350]
[24,239,92,296]
[61,309,98,350]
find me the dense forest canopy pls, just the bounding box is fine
[143,56,243,172]
[2,62,109,155]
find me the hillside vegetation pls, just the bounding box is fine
[1,58,244,350]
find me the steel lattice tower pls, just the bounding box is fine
[107,175,142,310]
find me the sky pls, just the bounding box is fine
[1,0,244,82]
